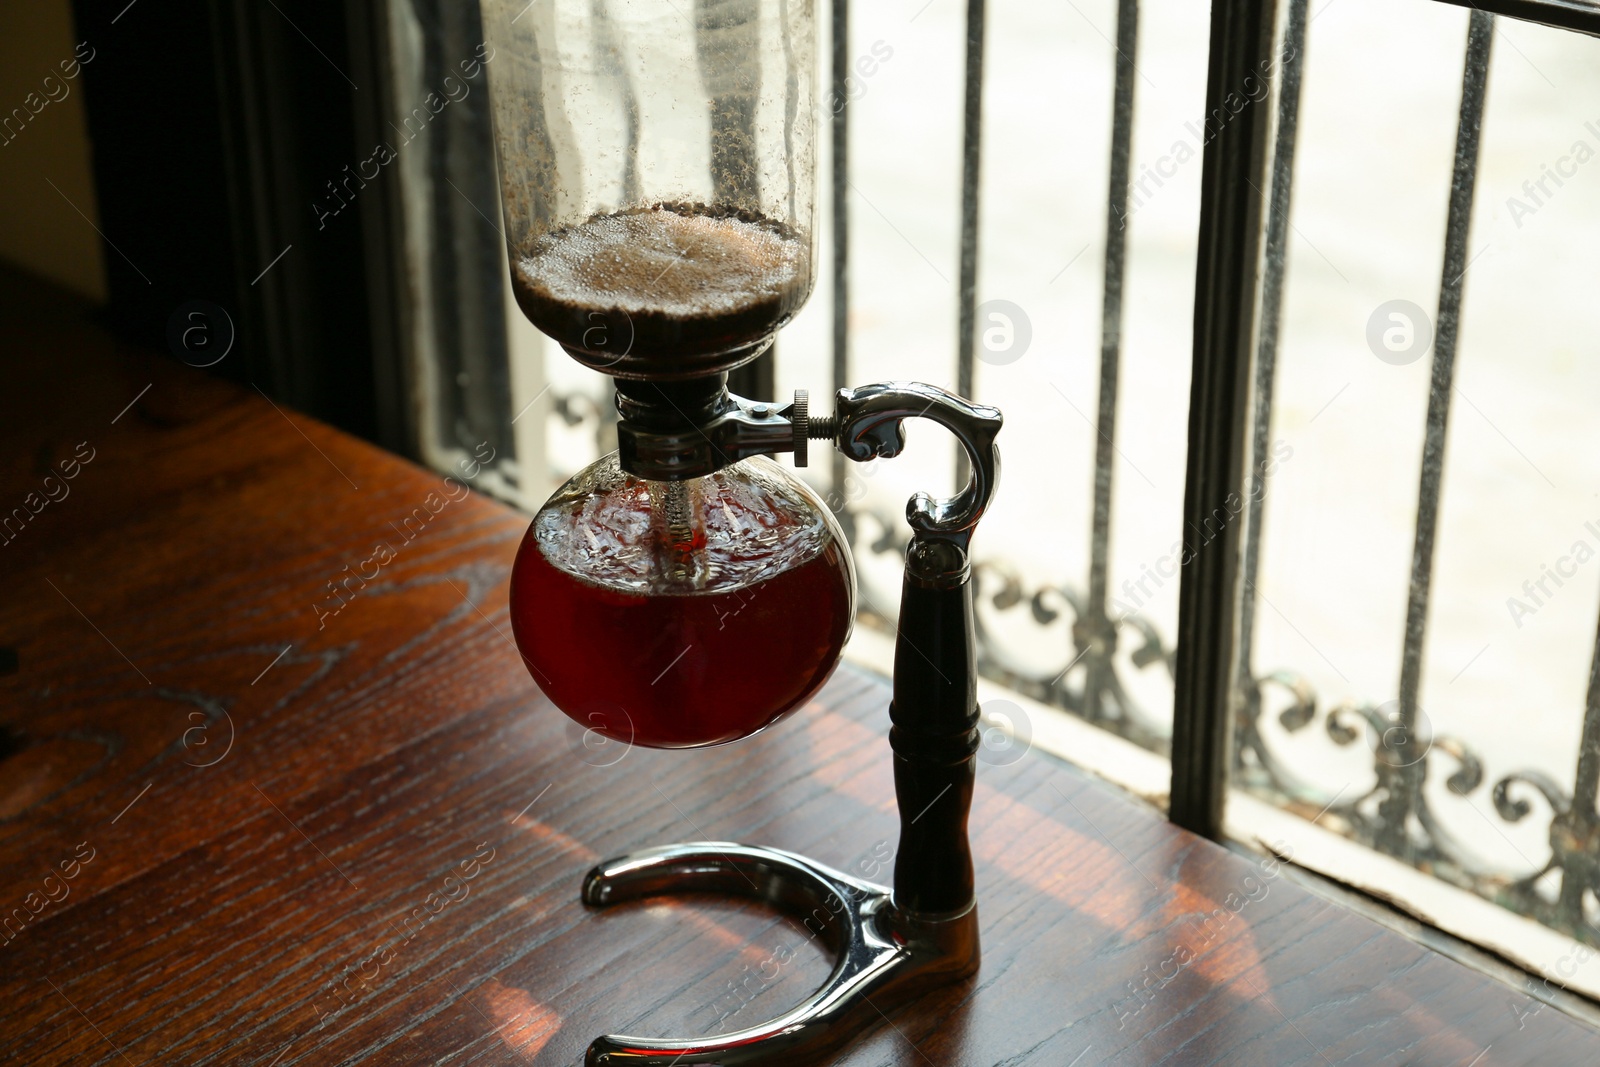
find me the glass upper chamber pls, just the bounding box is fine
[509,455,855,747]
[480,0,818,372]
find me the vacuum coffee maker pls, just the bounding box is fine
[481,1,1002,1060]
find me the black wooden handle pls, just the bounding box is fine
[889,538,979,917]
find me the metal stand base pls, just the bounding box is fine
[581,842,980,1066]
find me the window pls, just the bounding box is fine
[364,0,1600,1000]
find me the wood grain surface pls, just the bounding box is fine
[2,275,1598,1065]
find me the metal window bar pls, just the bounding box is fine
[1435,0,1600,36]
[1169,0,1279,835]
[1084,0,1140,732]
[831,0,851,540]
[1232,0,1309,800]
[1386,9,1495,862]
[955,0,987,433]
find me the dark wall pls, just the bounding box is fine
[71,0,390,445]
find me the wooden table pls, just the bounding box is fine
[3,276,1598,1066]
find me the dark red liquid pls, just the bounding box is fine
[509,534,854,748]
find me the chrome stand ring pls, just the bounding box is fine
[581,842,979,1066]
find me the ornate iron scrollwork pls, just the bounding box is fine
[968,561,1174,753]
[1235,669,1599,945]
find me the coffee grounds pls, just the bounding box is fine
[512,203,810,361]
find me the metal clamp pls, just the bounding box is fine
[615,381,1002,549]
[818,382,1002,555]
